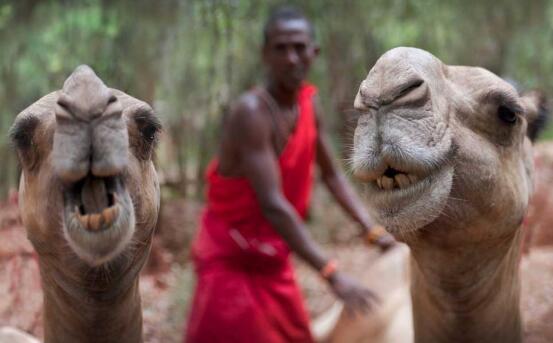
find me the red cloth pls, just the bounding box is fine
[185,84,318,343]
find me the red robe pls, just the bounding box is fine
[185,84,318,343]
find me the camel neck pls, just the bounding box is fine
[39,257,144,343]
[409,230,522,343]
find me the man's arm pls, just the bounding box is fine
[227,96,377,313]
[314,100,395,250]
[231,97,329,271]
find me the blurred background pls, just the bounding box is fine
[1,0,553,198]
[1,0,553,342]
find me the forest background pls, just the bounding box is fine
[1,0,552,198]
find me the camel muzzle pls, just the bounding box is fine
[63,175,124,232]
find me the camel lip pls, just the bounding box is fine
[363,164,454,234]
[62,181,135,266]
[362,164,445,210]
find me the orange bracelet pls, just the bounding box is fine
[320,259,338,279]
[366,225,388,244]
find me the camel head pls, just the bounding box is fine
[351,47,542,245]
[10,65,161,268]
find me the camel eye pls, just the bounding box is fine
[141,124,158,143]
[133,110,161,145]
[498,105,517,124]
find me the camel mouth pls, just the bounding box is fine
[362,166,436,200]
[373,167,421,191]
[355,165,431,194]
[65,176,121,231]
[358,164,454,234]
[62,175,135,266]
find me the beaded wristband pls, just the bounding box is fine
[320,259,338,279]
[366,225,388,244]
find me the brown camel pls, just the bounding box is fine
[350,47,547,343]
[9,65,161,343]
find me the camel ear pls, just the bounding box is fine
[521,90,549,142]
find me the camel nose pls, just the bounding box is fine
[53,66,128,183]
[354,47,441,114]
[354,72,426,112]
[55,65,117,122]
[354,79,380,111]
[56,92,117,122]
[53,102,129,183]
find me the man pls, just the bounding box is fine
[185,7,394,343]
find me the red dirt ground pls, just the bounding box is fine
[2,142,553,342]
[0,197,190,342]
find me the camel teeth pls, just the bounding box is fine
[395,174,410,188]
[102,206,119,227]
[88,213,103,231]
[381,176,394,190]
[376,172,421,191]
[77,213,90,229]
[408,174,419,184]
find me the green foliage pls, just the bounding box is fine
[1,0,552,198]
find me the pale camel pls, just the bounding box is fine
[9,66,161,343]
[0,327,40,343]
[311,245,413,343]
[348,47,547,343]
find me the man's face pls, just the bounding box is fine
[263,19,319,92]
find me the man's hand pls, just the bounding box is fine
[365,225,396,252]
[328,272,379,316]
[373,232,396,252]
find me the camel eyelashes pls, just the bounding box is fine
[498,105,518,124]
[133,110,162,144]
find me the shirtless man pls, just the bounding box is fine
[185,7,394,343]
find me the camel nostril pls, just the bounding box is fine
[90,111,102,120]
[57,100,70,112]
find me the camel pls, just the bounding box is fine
[9,65,161,343]
[0,327,40,343]
[346,47,550,343]
[311,244,413,343]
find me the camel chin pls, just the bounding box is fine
[62,175,136,266]
[363,164,453,235]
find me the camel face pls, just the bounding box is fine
[352,47,534,241]
[10,66,161,267]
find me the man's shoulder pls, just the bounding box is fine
[227,90,271,132]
